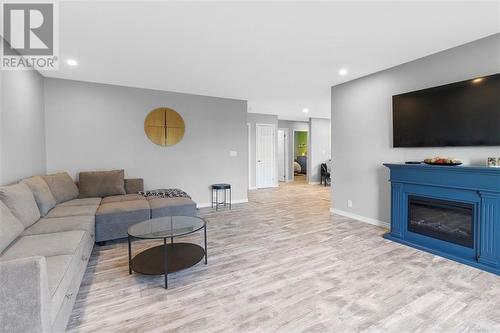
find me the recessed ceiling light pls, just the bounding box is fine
[339,68,348,76]
[66,59,78,66]
[302,108,309,113]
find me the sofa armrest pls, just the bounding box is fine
[0,256,51,333]
[125,178,144,194]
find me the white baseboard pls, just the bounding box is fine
[249,184,279,190]
[197,198,249,209]
[330,208,390,229]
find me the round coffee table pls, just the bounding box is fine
[127,216,207,289]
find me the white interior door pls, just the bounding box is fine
[256,124,275,188]
[277,129,285,182]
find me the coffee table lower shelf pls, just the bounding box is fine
[129,242,205,288]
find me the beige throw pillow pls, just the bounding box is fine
[42,172,79,204]
[20,176,57,216]
[78,169,126,198]
[0,183,41,228]
[0,201,24,254]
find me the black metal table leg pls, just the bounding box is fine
[216,189,219,211]
[204,224,208,264]
[128,235,132,275]
[163,237,168,289]
[229,188,232,210]
[211,188,213,208]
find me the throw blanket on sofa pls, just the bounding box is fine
[139,189,191,199]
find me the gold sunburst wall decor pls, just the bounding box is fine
[144,107,185,146]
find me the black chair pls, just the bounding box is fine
[320,163,331,186]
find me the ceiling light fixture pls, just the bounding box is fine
[472,77,484,84]
[339,68,348,76]
[66,59,78,67]
[302,108,309,113]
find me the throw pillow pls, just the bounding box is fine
[0,201,24,254]
[78,169,126,198]
[0,183,41,228]
[42,172,79,204]
[20,176,57,216]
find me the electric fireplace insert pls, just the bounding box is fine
[408,195,474,248]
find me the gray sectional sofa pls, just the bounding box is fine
[0,170,196,332]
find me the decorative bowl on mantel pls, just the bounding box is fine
[423,157,462,166]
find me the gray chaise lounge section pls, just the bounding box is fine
[0,171,197,332]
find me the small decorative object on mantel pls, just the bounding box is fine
[423,157,462,166]
[487,157,500,167]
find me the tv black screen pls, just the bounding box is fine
[392,73,500,147]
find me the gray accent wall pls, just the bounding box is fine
[277,120,309,181]
[0,68,46,185]
[44,78,248,206]
[331,33,500,225]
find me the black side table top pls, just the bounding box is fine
[212,183,231,189]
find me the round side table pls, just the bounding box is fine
[211,184,231,211]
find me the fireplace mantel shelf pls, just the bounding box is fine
[384,163,500,275]
[384,163,500,176]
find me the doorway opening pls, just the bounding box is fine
[293,130,308,183]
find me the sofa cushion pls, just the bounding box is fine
[97,199,150,216]
[20,176,57,216]
[78,170,125,198]
[45,204,99,218]
[0,201,24,254]
[95,199,150,242]
[1,231,85,260]
[125,178,144,194]
[148,197,197,218]
[43,172,79,204]
[58,197,102,207]
[22,215,95,237]
[101,194,144,204]
[0,183,41,228]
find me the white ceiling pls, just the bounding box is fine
[43,1,500,121]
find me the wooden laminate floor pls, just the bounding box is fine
[68,182,500,332]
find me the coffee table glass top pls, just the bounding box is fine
[128,216,206,239]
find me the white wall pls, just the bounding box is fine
[308,118,331,184]
[44,78,248,206]
[277,120,309,181]
[0,68,46,185]
[247,113,278,189]
[331,33,500,225]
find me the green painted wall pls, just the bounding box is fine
[295,131,308,157]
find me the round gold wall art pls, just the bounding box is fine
[144,108,185,146]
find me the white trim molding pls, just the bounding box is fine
[197,198,249,209]
[330,208,390,229]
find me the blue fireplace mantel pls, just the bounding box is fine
[383,163,500,275]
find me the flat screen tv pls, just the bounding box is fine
[392,73,500,147]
